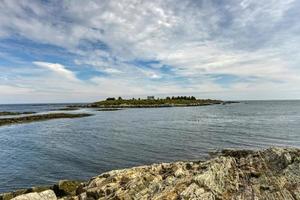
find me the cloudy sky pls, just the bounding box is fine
[0,0,300,103]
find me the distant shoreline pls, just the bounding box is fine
[85,97,225,108]
[87,102,223,108]
[0,113,92,127]
[2,99,300,106]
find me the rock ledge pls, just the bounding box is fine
[2,147,300,200]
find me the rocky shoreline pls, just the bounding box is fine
[68,102,223,109]
[0,111,36,116]
[89,102,222,108]
[1,147,300,200]
[0,113,92,127]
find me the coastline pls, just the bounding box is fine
[88,102,222,108]
[0,100,225,126]
[0,113,93,127]
[88,97,224,109]
[2,147,300,200]
[73,100,227,109]
[0,112,36,116]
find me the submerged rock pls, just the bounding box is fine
[0,113,93,127]
[2,147,300,200]
[96,108,122,111]
[52,107,80,111]
[0,112,36,116]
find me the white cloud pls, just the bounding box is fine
[33,61,78,81]
[102,68,122,74]
[0,0,300,102]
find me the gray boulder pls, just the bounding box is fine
[11,190,56,200]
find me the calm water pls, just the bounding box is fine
[0,101,300,192]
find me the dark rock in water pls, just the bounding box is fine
[222,101,240,105]
[0,112,36,116]
[53,180,81,197]
[2,147,300,200]
[0,113,93,127]
[96,108,122,111]
[221,148,254,158]
[52,108,80,111]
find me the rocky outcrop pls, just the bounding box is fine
[2,147,300,200]
[53,180,82,197]
[97,108,122,111]
[0,113,93,127]
[11,190,56,200]
[0,112,36,116]
[0,186,51,200]
[0,181,83,200]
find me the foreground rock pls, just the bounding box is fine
[53,180,82,197]
[0,181,83,200]
[2,147,300,200]
[0,113,93,127]
[11,190,56,200]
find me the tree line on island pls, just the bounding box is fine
[90,96,223,107]
[106,96,197,101]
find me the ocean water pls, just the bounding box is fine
[0,101,300,192]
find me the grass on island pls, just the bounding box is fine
[0,111,36,116]
[0,113,93,127]
[91,96,223,108]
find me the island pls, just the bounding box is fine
[1,147,299,200]
[0,113,93,127]
[89,96,223,108]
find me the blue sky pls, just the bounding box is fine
[0,0,300,103]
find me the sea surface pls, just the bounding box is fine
[0,101,300,192]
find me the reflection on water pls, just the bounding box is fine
[0,101,300,192]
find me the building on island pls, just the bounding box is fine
[147,96,155,100]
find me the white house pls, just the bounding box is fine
[147,96,155,100]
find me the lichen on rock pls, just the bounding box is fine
[78,147,300,200]
[11,190,56,200]
[2,147,300,200]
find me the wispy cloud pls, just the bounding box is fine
[0,0,300,102]
[33,61,78,81]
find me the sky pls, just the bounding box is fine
[0,0,300,103]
